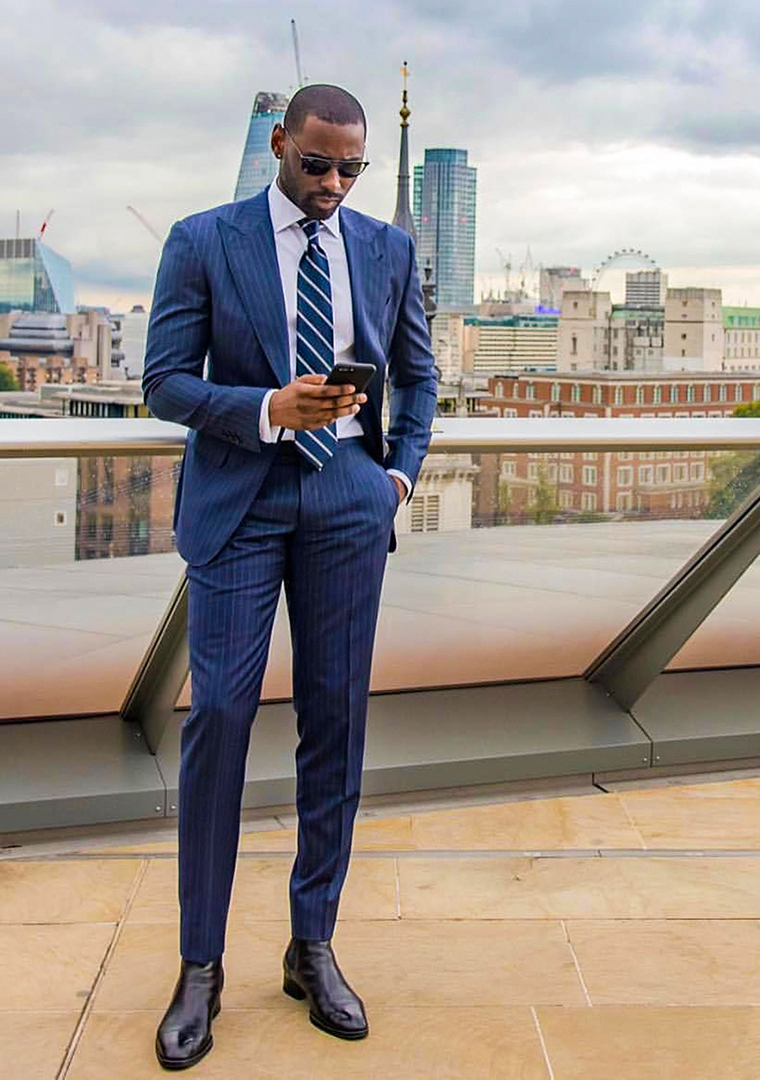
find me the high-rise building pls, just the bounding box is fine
[0,238,76,315]
[626,270,667,307]
[234,91,289,201]
[413,149,476,308]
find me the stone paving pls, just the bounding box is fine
[5,772,760,1077]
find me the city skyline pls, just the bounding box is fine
[5,1,760,311]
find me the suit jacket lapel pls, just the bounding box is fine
[342,209,386,449]
[217,195,290,388]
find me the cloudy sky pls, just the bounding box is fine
[5,0,760,309]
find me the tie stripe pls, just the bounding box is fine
[295,220,336,469]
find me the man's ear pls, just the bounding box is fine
[271,123,285,159]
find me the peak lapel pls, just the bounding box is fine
[217,206,290,388]
[341,211,385,356]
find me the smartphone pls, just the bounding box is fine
[324,361,377,394]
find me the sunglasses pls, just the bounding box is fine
[283,126,370,179]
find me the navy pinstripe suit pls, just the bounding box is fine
[143,187,438,962]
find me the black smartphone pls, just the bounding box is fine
[324,361,377,394]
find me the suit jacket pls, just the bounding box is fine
[142,187,439,566]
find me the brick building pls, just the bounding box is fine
[471,371,756,526]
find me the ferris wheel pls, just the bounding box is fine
[592,248,659,291]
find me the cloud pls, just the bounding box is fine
[4,0,760,308]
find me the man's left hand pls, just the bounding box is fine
[391,476,406,505]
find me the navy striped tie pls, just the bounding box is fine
[295,219,337,469]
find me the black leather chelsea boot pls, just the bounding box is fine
[283,937,368,1040]
[155,959,224,1070]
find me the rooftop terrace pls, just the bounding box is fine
[6,769,760,1078]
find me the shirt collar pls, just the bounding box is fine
[268,180,341,239]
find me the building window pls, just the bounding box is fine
[719,384,727,401]
[635,386,645,405]
[101,515,114,543]
[410,494,440,533]
[551,382,560,401]
[495,382,504,398]
[581,492,597,511]
[616,492,633,512]
[639,465,654,484]
[691,462,705,481]
[674,464,688,482]
[687,385,695,402]
[571,334,578,355]
[582,465,597,485]
[617,467,633,486]
[653,385,662,404]
[571,384,581,403]
[655,464,671,484]
[528,463,539,480]
[529,410,543,418]
[559,490,574,509]
[54,511,67,527]
[526,383,535,400]
[87,514,97,541]
[614,387,624,405]
[592,385,602,405]
[670,385,679,403]
[703,384,711,403]
[560,464,574,483]
[735,384,744,402]
[502,460,517,478]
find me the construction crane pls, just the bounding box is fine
[495,247,512,294]
[38,209,55,239]
[519,245,535,298]
[291,19,305,88]
[126,205,163,244]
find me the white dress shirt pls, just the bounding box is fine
[260,181,410,495]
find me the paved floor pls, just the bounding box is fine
[6,771,760,1077]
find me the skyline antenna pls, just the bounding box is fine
[291,19,305,88]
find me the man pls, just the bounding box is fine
[142,83,437,1070]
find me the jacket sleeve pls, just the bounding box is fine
[142,219,267,453]
[383,234,439,497]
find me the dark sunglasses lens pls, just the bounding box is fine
[300,157,331,176]
[337,162,365,178]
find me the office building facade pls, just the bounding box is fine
[234,91,289,201]
[413,149,477,308]
[0,238,76,315]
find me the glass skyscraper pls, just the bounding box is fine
[413,149,477,308]
[234,91,289,201]
[0,238,76,315]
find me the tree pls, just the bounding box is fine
[0,363,18,391]
[528,465,559,525]
[705,400,760,517]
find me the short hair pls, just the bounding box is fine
[284,84,366,136]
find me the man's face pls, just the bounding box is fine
[271,115,366,221]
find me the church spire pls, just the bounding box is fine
[391,62,417,243]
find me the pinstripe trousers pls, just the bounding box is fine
[178,436,398,963]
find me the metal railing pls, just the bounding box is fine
[3,415,760,458]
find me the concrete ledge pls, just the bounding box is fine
[0,716,165,833]
[632,668,760,766]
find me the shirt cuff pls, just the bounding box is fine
[387,468,412,501]
[259,389,282,443]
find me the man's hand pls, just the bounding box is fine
[390,476,406,505]
[269,374,366,431]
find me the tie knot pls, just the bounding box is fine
[301,219,320,243]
